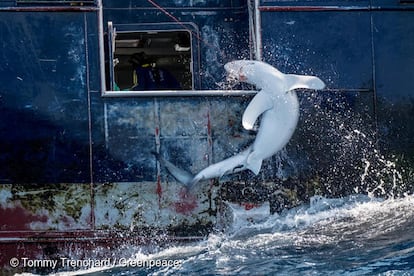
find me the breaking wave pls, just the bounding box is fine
[50,193,414,275]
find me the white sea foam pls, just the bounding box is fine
[16,193,414,275]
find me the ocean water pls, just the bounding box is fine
[59,194,414,276]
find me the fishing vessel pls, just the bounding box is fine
[0,0,413,272]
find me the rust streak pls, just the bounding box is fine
[172,188,197,215]
[156,175,162,207]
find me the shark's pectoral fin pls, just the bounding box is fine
[242,91,273,130]
[246,152,263,175]
[286,74,326,91]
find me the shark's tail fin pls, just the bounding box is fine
[152,151,194,187]
[286,74,326,91]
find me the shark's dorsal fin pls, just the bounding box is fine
[242,91,273,130]
[285,74,326,91]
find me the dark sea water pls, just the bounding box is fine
[58,194,414,276]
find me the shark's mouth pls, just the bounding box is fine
[214,70,242,90]
[223,70,258,92]
[224,72,241,89]
[224,64,252,90]
[225,66,239,79]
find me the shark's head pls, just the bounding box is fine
[224,60,285,90]
[224,60,325,93]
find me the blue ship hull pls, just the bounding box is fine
[0,0,413,272]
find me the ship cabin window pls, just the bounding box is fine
[104,22,194,94]
[16,0,95,5]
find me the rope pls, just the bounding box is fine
[146,0,225,58]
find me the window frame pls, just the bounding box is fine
[101,21,203,97]
[16,0,95,5]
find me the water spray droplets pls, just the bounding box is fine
[346,128,405,198]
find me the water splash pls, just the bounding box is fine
[294,91,413,201]
[172,194,414,275]
[27,194,413,275]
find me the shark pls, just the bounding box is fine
[154,60,325,190]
